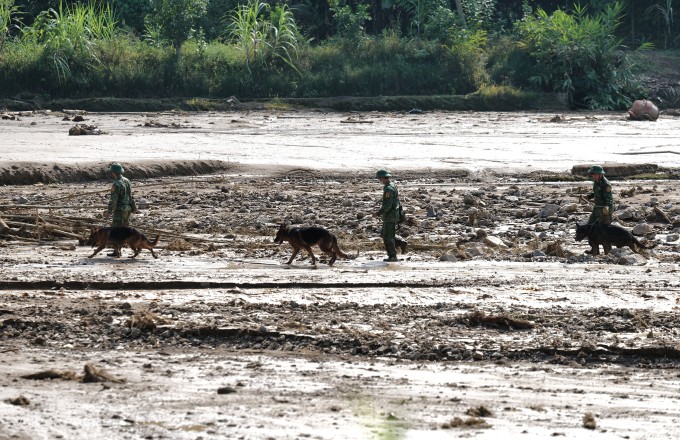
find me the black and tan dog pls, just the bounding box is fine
[273,223,348,266]
[575,221,654,256]
[87,226,160,259]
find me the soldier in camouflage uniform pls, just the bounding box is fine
[373,169,407,262]
[106,162,137,229]
[586,165,614,225]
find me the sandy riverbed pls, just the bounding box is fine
[1,108,679,440]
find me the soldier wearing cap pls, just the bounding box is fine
[373,169,407,262]
[106,163,137,228]
[586,164,614,225]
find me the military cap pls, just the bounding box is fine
[108,163,125,174]
[588,165,605,174]
[375,169,391,178]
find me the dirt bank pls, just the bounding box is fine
[0,160,233,185]
[1,93,568,113]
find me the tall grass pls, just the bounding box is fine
[19,0,117,84]
[0,0,20,54]
[227,0,302,76]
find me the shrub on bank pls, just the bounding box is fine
[0,32,486,99]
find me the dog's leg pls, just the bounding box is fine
[286,247,299,265]
[89,245,106,258]
[302,244,317,266]
[319,239,336,266]
[130,247,141,259]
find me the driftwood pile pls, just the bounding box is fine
[0,206,234,248]
[0,210,91,243]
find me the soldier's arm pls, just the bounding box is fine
[107,184,119,214]
[377,188,394,216]
[604,183,614,207]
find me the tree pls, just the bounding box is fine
[146,0,208,52]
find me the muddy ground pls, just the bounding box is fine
[0,109,680,439]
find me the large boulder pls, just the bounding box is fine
[628,100,659,121]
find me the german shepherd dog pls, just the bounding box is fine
[87,226,160,259]
[575,222,654,256]
[273,224,348,266]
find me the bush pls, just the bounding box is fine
[516,2,641,109]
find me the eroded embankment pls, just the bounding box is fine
[0,160,233,185]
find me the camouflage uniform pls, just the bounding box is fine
[587,166,614,225]
[107,164,136,227]
[376,171,402,261]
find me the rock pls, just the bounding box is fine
[68,124,102,135]
[482,236,508,249]
[6,396,30,406]
[17,196,29,204]
[559,203,578,213]
[137,198,149,209]
[426,205,438,218]
[217,386,237,395]
[609,247,647,266]
[617,254,648,265]
[666,233,679,242]
[463,193,484,206]
[464,243,488,257]
[440,252,458,262]
[617,209,634,220]
[628,99,659,121]
[632,223,653,235]
[531,250,546,257]
[517,229,535,238]
[539,204,560,218]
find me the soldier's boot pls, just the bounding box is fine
[395,237,408,254]
[384,242,399,262]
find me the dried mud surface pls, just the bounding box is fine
[1,109,680,440]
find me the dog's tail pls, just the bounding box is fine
[140,233,160,248]
[333,236,349,259]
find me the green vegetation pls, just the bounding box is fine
[1,1,677,109]
[516,2,644,109]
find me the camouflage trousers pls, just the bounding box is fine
[588,206,612,225]
[383,221,409,258]
[381,222,397,258]
[111,209,132,227]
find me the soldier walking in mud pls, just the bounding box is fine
[373,169,407,262]
[106,162,137,228]
[587,165,614,225]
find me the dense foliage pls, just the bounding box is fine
[1,0,677,109]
